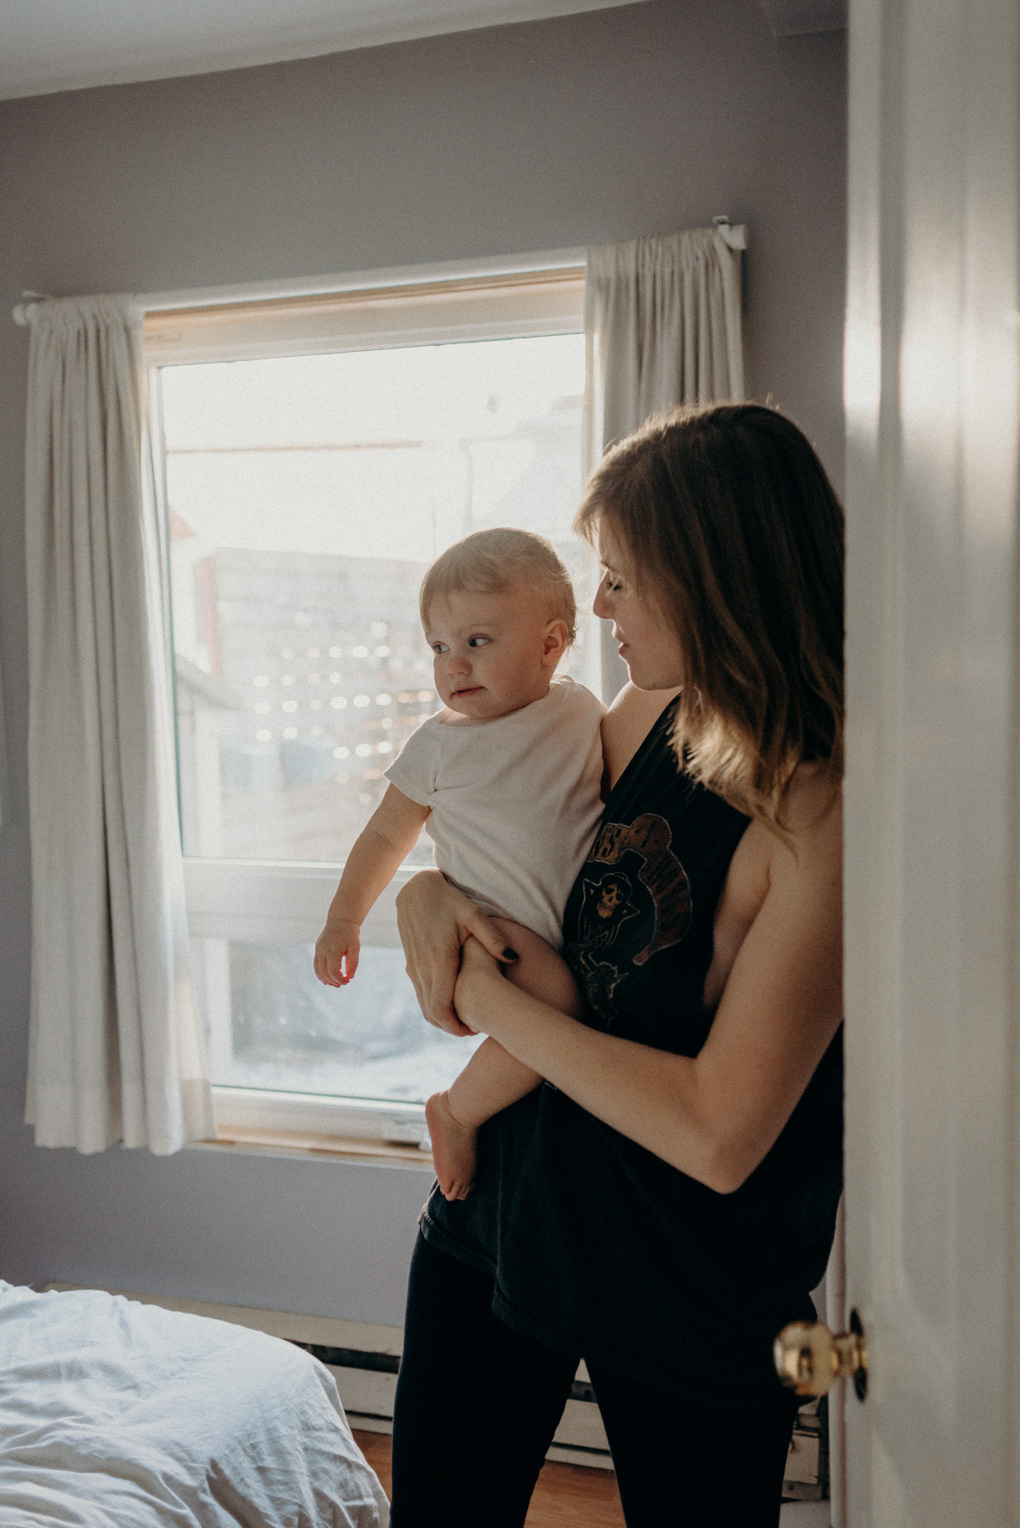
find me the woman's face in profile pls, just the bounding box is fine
[594,533,683,692]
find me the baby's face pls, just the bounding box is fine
[424,586,564,721]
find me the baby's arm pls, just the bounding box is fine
[314,785,430,987]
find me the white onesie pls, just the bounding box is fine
[384,676,605,950]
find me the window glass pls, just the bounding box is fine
[161,337,588,863]
[152,281,589,1111]
[193,937,485,1101]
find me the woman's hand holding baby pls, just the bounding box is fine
[396,870,516,1036]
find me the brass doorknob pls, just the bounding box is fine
[774,1308,868,1401]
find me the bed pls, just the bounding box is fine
[0,1280,389,1527]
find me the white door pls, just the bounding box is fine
[842,0,1020,1522]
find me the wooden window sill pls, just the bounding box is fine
[196,1125,435,1169]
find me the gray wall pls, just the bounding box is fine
[0,0,846,1324]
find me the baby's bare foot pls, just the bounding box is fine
[425,1090,479,1201]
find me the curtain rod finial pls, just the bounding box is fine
[13,291,47,326]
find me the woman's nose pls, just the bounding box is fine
[593,583,611,618]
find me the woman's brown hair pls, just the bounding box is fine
[575,403,844,827]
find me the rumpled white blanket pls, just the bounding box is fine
[0,1281,389,1527]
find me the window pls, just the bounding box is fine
[146,266,592,1142]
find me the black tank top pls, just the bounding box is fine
[420,699,843,1404]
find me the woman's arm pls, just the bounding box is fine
[453,771,843,1194]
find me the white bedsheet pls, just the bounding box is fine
[0,1281,389,1528]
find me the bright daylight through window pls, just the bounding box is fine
[148,271,590,1135]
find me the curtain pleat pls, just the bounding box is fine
[24,295,214,1154]
[583,224,746,691]
[583,224,745,466]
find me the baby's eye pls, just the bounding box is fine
[468,635,491,648]
[431,641,449,654]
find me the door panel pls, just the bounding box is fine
[844,0,1020,1522]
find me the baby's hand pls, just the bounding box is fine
[314,919,362,987]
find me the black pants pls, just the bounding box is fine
[390,1233,799,1528]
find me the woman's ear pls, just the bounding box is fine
[542,619,570,666]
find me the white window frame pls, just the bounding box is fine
[145,255,588,1144]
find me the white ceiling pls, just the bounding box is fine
[0,0,846,104]
[0,0,644,102]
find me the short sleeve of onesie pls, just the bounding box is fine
[384,717,443,806]
[381,680,605,948]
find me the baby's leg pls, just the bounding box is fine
[426,919,583,1201]
[492,916,585,1020]
[427,1039,536,1201]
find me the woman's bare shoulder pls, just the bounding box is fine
[780,762,843,843]
[601,684,681,789]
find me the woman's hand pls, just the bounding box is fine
[395,871,515,1036]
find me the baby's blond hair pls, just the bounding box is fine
[419,527,577,643]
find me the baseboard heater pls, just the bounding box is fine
[43,1285,613,1469]
[293,1341,608,1463]
[43,1283,824,1492]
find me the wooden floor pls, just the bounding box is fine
[352,1429,626,1527]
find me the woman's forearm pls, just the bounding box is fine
[453,957,742,1191]
[459,769,844,1194]
[455,894,840,1197]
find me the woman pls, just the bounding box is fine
[389,404,844,1528]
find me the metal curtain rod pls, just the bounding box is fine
[11,222,745,325]
[11,247,589,324]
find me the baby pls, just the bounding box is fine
[314,527,604,1200]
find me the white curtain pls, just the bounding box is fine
[583,221,746,467]
[583,222,747,691]
[24,295,214,1154]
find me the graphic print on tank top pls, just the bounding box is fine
[566,810,692,1021]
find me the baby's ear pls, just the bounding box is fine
[543,619,570,663]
